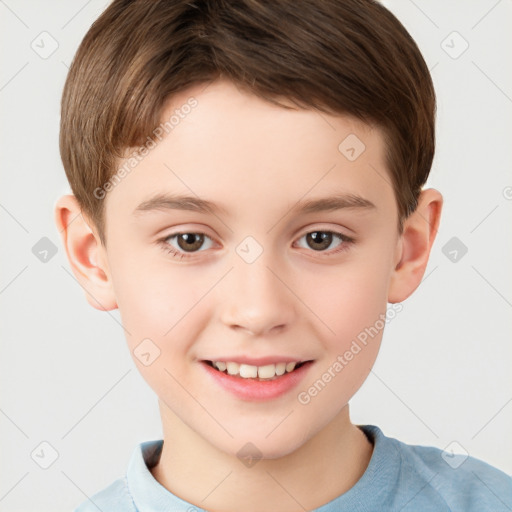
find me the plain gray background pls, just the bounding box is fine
[1,0,511,510]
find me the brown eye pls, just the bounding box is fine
[176,233,205,252]
[306,231,334,251]
[160,232,214,258]
[295,230,354,255]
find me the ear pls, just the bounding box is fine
[54,194,117,311]
[388,188,443,303]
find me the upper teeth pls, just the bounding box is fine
[213,361,298,379]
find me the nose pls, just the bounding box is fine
[219,252,297,337]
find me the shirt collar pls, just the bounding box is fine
[126,438,206,511]
[126,425,397,511]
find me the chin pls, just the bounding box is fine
[212,425,313,462]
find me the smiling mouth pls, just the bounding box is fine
[203,360,311,381]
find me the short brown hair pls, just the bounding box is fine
[60,0,436,245]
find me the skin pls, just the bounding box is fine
[55,79,442,512]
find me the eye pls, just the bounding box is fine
[158,232,214,259]
[294,230,354,255]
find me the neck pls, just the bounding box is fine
[151,402,373,512]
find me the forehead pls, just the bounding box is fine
[105,79,394,222]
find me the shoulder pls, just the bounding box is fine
[387,432,512,511]
[73,476,136,512]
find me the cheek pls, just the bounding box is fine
[303,256,392,348]
[108,258,209,404]
[294,263,389,418]
[108,252,204,353]
[295,249,394,413]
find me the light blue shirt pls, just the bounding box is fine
[74,424,512,511]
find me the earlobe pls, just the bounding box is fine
[388,188,443,303]
[54,194,118,311]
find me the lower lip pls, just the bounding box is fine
[201,361,314,401]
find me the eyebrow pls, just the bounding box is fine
[132,192,376,217]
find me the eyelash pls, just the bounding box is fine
[157,229,355,260]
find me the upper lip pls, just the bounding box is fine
[201,356,312,366]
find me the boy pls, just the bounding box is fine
[54,0,512,510]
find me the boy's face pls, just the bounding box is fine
[77,79,426,457]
